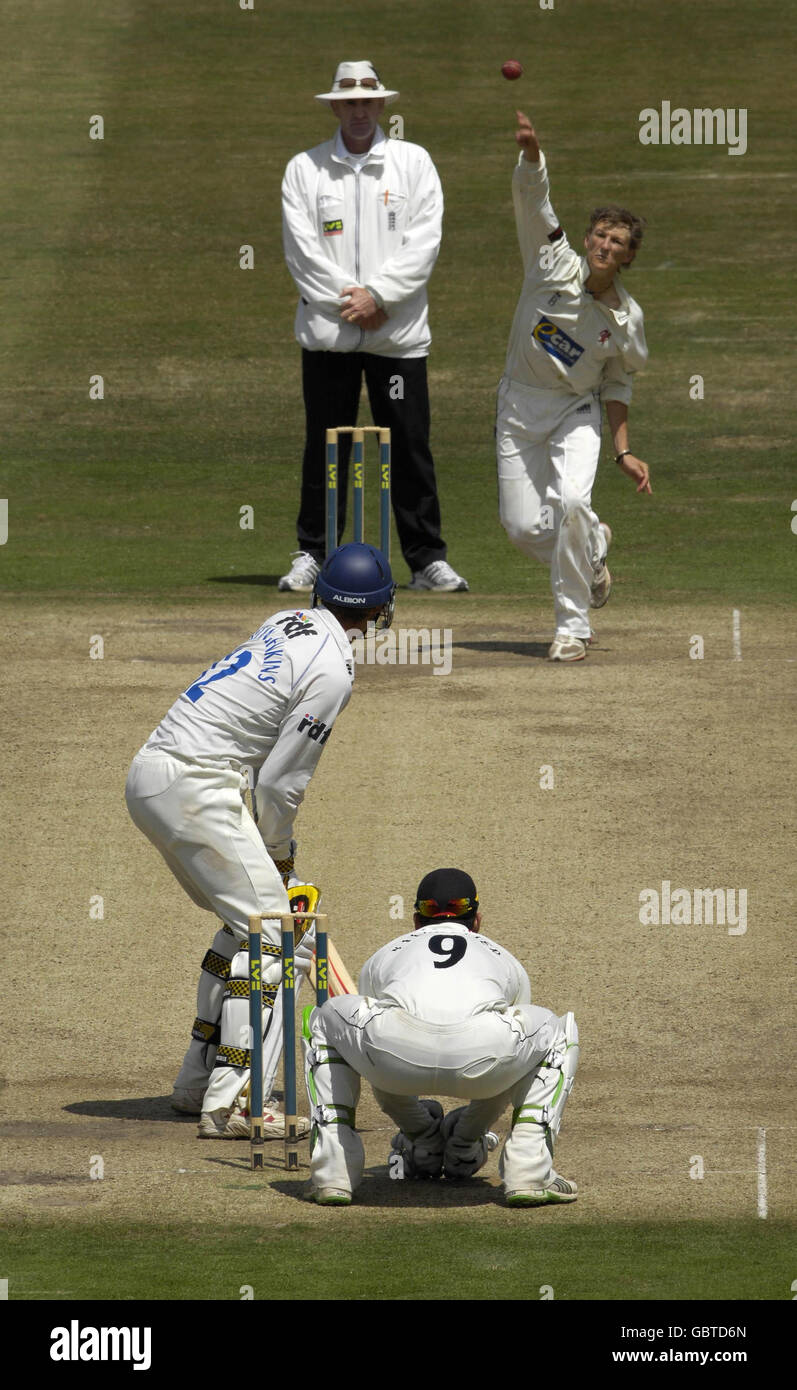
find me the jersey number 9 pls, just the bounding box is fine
[428,935,467,969]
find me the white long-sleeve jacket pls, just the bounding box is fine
[282,127,443,358]
[140,607,354,860]
[504,153,648,404]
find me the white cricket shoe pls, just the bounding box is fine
[408,560,469,592]
[312,1187,352,1206]
[590,523,612,609]
[198,1102,310,1140]
[170,1086,207,1115]
[278,551,320,592]
[548,633,588,662]
[505,1176,578,1207]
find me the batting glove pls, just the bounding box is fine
[293,926,316,978]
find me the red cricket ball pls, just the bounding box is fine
[501,60,523,80]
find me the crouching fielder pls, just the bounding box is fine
[302,867,579,1207]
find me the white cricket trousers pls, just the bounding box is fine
[125,748,290,1099]
[304,996,574,1195]
[496,376,607,638]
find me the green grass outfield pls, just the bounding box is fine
[0,0,794,601]
[1,1219,792,1301]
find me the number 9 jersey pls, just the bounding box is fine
[358,924,532,1023]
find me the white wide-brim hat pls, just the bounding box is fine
[315,60,399,103]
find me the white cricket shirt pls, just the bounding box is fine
[140,606,354,855]
[504,152,648,405]
[358,924,531,1024]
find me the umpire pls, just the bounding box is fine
[278,60,468,595]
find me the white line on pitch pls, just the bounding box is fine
[631,172,792,181]
[757,1128,767,1219]
[732,609,742,661]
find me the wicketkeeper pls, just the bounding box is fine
[302,867,579,1206]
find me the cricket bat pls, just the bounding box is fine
[308,935,357,996]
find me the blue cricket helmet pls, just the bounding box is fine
[313,543,396,629]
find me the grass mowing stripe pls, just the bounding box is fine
[1,1220,793,1301]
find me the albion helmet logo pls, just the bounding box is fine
[333,593,366,603]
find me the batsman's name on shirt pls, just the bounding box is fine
[323,219,343,237]
[532,317,585,368]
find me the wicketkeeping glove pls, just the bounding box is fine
[441,1106,491,1180]
[389,1100,445,1180]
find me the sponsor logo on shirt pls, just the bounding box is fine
[547,292,562,307]
[531,317,585,368]
[275,614,317,639]
[296,714,332,745]
[598,328,611,344]
[576,401,592,414]
[323,219,343,236]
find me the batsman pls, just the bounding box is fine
[125,543,396,1140]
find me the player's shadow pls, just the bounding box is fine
[454,639,551,661]
[206,574,281,587]
[361,1172,500,1208]
[64,1096,196,1122]
[269,1168,501,1208]
[200,1154,289,1177]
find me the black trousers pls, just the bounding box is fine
[297,349,447,571]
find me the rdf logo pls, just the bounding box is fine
[295,713,331,744]
[639,102,747,156]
